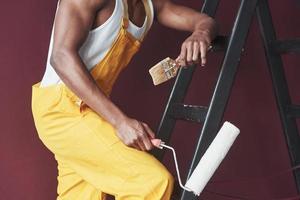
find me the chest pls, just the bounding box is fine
[91,0,147,30]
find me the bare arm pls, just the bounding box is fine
[153,0,218,66]
[51,0,154,151]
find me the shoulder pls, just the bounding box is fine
[91,0,109,10]
[60,0,108,10]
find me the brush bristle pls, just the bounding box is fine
[149,65,169,85]
[149,57,178,85]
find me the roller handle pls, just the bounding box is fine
[150,138,193,193]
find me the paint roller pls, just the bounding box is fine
[151,121,240,196]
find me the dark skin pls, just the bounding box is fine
[50,0,218,152]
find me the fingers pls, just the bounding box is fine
[136,137,147,151]
[178,44,187,66]
[186,41,193,65]
[118,119,155,151]
[200,41,207,66]
[176,56,185,67]
[177,39,211,67]
[128,134,149,151]
[135,132,153,151]
[135,122,155,151]
[192,41,200,62]
[141,122,157,151]
[141,133,153,151]
[142,122,155,139]
[129,142,141,151]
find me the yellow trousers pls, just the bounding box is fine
[31,1,174,198]
[31,82,174,200]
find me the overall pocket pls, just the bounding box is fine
[32,83,82,121]
[56,86,82,116]
[31,83,63,117]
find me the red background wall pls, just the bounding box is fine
[0,0,299,199]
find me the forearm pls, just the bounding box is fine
[153,0,218,66]
[155,2,218,38]
[50,50,126,127]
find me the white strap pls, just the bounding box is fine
[122,0,153,41]
[141,0,153,40]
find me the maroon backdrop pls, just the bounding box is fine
[0,0,299,199]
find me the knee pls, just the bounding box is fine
[150,166,174,196]
[122,160,175,199]
[159,168,174,188]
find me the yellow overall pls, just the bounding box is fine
[31,0,174,199]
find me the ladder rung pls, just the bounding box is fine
[210,35,228,52]
[271,39,300,54]
[168,103,208,123]
[287,105,300,118]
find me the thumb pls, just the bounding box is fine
[175,56,185,67]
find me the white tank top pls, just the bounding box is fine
[40,0,154,87]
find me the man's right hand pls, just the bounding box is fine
[115,117,156,151]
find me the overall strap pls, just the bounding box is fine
[141,0,154,41]
[122,0,154,41]
[122,0,130,28]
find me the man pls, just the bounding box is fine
[31,0,218,199]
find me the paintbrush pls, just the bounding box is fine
[148,44,215,86]
[149,57,180,86]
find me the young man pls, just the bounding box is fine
[31,0,218,199]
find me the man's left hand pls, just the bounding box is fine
[176,15,218,67]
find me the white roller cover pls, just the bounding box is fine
[185,121,240,196]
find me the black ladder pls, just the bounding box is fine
[152,0,300,199]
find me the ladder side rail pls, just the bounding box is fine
[154,0,221,160]
[256,0,300,192]
[154,66,197,159]
[201,0,220,15]
[181,0,258,199]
